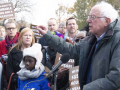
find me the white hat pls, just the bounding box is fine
[20,43,43,70]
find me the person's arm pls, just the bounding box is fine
[38,37,47,48]
[6,52,18,83]
[43,30,80,59]
[36,25,48,35]
[38,37,42,45]
[37,25,80,60]
[83,42,120,90]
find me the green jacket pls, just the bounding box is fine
[43,18,120,90]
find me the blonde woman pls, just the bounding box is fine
[6,28,35,90]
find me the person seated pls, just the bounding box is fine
[17,43,50,90]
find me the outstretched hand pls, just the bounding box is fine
[36,25,48,35]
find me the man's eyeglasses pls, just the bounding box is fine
[88,15,106,20]
[6,27,16,30]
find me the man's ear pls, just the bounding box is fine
[105,18,111,26]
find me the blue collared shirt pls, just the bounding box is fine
[95,33,105,50]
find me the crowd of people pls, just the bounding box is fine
[0,1,120,90]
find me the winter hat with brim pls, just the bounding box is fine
[20,43,43,70]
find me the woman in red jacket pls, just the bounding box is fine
[0,19,20,89]
[0,19,19,57]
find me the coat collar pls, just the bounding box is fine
[104,18,118,38]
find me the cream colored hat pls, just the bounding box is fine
[20,43,43,70]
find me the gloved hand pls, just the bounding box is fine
[2,54,8,62]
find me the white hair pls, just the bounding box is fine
[92,1,119,23]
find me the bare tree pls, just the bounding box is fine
[0,0,35,13]
[0,0,38,25]
[55,4,74,23]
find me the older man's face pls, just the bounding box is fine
[87,7,108,37]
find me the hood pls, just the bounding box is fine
[113,17,120,31]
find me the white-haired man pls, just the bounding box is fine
[37,1,120,90]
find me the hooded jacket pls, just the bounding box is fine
[42,17,120,90]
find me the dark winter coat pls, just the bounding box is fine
[39,36,48,47]
[6,47,23,90]
[42,17,120,90]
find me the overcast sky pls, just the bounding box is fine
[15,0,76,26]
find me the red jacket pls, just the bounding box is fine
[0,40,8,57]
[0,32,20,57]
[0,40,8,81]
[0,33,19,83]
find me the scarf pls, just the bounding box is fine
[17,64,45,81]
[5,32,20,51]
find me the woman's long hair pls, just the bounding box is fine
[9,28,35,52]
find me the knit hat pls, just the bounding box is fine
[20,43,43,70]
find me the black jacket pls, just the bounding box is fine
[39,36,48,48]
[6,47,23,90]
